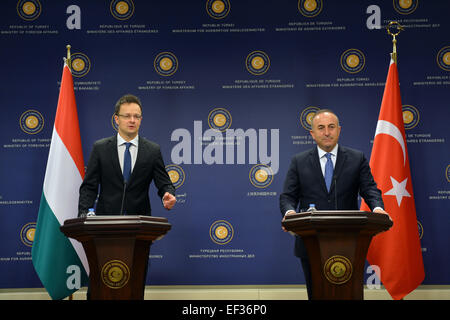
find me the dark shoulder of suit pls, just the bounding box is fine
[292,147,316,161]
[92,136,115,150]
[338,146,369,167]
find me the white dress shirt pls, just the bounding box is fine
[317,144,338,177]
[117,133,139,174]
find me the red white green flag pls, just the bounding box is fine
[32,61,89,299]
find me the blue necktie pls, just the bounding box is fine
[123,142,132,183]
[324,152,333,192]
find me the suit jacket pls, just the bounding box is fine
[78,135,175,216]
[279,145,384,257]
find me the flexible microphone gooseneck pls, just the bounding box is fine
[119,181,127,215]
[334,178,338,210]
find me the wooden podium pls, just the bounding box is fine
[282,211,393,300]
[60,215,171,300]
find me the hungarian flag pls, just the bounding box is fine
[361,56,424,300]
[32,60,89,299]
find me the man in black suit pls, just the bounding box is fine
[279,109,388,299]
[78,94,176,299]
[78,94,176,215]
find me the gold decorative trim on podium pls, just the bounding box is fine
[101,260,130,289]
[323,255,353,285]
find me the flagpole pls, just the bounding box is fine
[66,44,72,70]
[386,21,404,63]
[66,44,74,302]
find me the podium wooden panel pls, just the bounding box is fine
[60,215,171,300]
[282,211,393,300]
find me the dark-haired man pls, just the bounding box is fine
[79,94,176,216]
[279,109,388,299]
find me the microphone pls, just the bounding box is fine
[119,181,127,215]
[334,178,338,210]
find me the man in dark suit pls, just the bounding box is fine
[79,93,176,215]
[78,94,176,299]
[279,109,388,299]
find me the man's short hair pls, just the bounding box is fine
[311,109,340,127]
[114,94,143,115]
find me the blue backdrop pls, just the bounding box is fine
[0,0,449,289]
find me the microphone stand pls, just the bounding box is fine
[334,178,338,210]
[120,181,127,215]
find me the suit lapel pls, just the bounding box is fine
[330,146,347,193]
[309,148,328,193]
[128,136,146,184]
[109,135,123,182]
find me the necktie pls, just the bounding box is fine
[123,142,132,183]
[324,152,333,192]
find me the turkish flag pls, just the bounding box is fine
[360,57,424,300]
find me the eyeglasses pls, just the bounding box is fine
[117,114,142,120]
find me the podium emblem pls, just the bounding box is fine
[323,255,353,285]
[101,260,130,289]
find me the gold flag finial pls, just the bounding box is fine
[386,21,404,64]
[66,45,72,70]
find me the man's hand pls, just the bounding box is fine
[281,210,296,232]
[163,192,176,210]
[373,207,392,221]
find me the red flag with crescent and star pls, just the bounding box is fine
[360,56,424,300]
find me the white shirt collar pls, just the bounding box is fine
[117,133,139,147]
[317,144,338,159]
